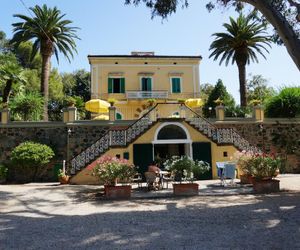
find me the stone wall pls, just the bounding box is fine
[0,120,131,165]
[215,118,300,173]
[1,118,299,175]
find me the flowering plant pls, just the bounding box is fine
[163,155,210,183]
[234,151,282,180]
[88,155,136,186]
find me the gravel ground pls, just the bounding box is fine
[1,174,300,250]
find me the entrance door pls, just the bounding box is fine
[192,142,212,180]
[133,144,153,178]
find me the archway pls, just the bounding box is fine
[153,122,192,166]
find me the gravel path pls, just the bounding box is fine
[1,175,300,250]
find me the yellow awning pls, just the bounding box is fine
[185,98,204,108]
[93,114,109,120]
[85,99,110,113]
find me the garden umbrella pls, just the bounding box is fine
[93,114,109,120]
[85,99,110,113]
[185,98,204,108]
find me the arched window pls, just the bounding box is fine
[157,124,187,140]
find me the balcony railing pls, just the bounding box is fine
[126,91,168,99]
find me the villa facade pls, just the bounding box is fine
[88,52,202,120]
[68,52,259,184]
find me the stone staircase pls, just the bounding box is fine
[69,103,260,175]
[69,107,156,175]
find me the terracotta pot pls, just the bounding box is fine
[173,183,199,196]
[59,176,70,185]
[253,179,280,193]
[104,185,131,199]
[240,174,253,185]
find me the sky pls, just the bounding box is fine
[1,0,299,104]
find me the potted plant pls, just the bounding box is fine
[233,151,254,184]
[88,155,136,199]
[0,164,8,184]
[235,151,282,193]
[147,98,156,107]
[64,96,76,108]
[57,169,70,184]
[163,155,210,196]
[107,98,117,107]
[177,98,186,104]
[214,98,224,106]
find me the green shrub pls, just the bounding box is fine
[265,87,300,118]
[0,164,8,181]
[10,92,44,121]
[11,141,54,182]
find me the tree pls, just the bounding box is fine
[125,0,300,71]
[13,41,42,70]
[199,83,214,102]
[209,14,271,106]
[10,92,44,121]
[62,69,91,101]
[246,74,276,103]
[202,79,235,117]
[11,4,79,121]
[0,53,25,104]
[265,87,300,118]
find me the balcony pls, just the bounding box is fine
[126,91,168,99]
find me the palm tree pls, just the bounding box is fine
[209,14,271,107]
[11,4,79,120]
[0,54,25,104]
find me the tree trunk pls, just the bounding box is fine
[2,79,13,104]
[236,62,247,107]
[242,0,300,71]
[41,54,51,121]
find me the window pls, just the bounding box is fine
[157,125,187,140]
[171,77,181,93]
[108,78,125,93]
[141,77,152,91]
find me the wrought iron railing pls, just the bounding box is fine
[69,105,157,175]
[184,104,260,152]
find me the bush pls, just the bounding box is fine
[0,164,8,181]
[10,92,44,121]
[88,155,136,186]
[265,87,300,118]
[11,141,54,182]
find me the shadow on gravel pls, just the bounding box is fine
[1,189,300,249]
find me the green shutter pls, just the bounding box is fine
[172,78,181,93]
[172,78,176,93]
[147,78,152,91]
[108,78,113,93]
[120,78,125,93]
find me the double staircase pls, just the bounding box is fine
[70,104,260,175]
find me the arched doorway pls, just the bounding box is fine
[153,122,192,166]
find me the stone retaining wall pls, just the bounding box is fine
[215,118,300,172]
[1,118,299,174]
[0,120,131,165]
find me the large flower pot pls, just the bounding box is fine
[104,185,132,199]
[253,179,280,193]
[173,183,199,196]
[239,174,253,185]
[59,176,70,185]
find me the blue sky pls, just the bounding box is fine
[1,0,299,103]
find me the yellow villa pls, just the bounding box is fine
[70,52,257,184]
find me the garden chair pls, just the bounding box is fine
[132,173,143,188]
[144,171,160,191]
[223,163,237,186]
